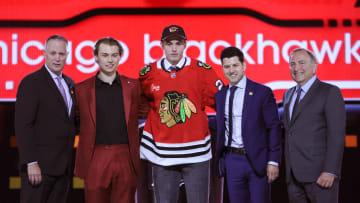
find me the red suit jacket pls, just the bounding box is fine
[74,74,141,179]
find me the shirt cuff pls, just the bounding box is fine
[326,172,337,178]
[27,161,38,166]
[267,161,278,166]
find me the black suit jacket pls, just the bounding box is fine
[15,65,76,176]
[282,78,346,182]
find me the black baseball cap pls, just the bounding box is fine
[161,25,187,41]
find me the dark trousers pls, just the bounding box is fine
[287,170,339,203]
[20,171,71,203]
[152,160,210,203]
[84,144,137,203]
[225,153,271,203]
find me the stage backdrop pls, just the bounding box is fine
[0,1,359,202]
[0,0,359,102]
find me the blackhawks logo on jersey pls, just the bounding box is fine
[197,61,212,70]
[139,65,151,76]
[158,91,197,128]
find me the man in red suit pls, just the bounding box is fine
[74,37,141,203]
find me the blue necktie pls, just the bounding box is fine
[227,86,237,147]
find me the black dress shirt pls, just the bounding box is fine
[95,73,128,144]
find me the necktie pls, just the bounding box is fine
[56,76,68,110]
[169,66,179,71]
[227,86,238,147]
[292,87,302,119]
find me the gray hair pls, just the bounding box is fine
[45,35,68,49]
[289,48,317,64]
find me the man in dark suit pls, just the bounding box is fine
[215,46,282,203]
[283,48,346,203]
[74,37,141,203]
[15,35,76,203]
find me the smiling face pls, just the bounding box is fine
[222,56,246,86]
[95,43,120,76]
[289,50,317,86]
[161,38,186,65]
[44,39,68,76]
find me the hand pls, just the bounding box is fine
[27,163,42,185]
[316,172,335,188]
[267,164,279,183]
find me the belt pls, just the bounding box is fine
[226,147,246,155]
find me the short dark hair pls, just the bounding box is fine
[45,35,68,48]
[93,37,123,56]
[289,48,317,64]
[220,46,244,63]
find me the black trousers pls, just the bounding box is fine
[20,171,71,203]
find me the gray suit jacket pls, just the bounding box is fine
[282,78,345,183]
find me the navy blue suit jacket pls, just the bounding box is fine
[214,78,282,177]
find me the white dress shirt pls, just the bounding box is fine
[162,56,188,71]
[224,76,246,148]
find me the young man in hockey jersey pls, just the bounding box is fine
[139,25,223,203]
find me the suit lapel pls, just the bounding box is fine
[41,66,69,116]
[291,79,321,123]
[120,75,131,125]
[242,79,254,128]
[88,77,96,126]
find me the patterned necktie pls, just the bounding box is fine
[169,66,179,71]
[56,76,68,110]
[292,87,302,119]
[227,86,238,147]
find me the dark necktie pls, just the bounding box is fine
[169,66,179,71]
[292,87,302,119]
[227,86,238,147]
[56,76,69,110]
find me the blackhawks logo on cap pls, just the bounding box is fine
[139,65,151,76]
[158,91,197,128]
[197,61,212,70]
[169,26,179,32]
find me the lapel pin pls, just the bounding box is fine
[249,92,253,95]
[128,81,130,84]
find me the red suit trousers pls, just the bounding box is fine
[85,144,136,203]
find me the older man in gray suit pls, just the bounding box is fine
[282,48,346,203]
